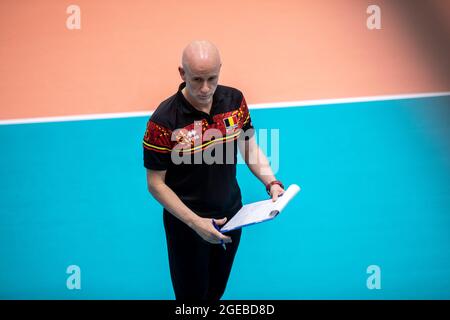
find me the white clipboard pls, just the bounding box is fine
[220,184,301,233]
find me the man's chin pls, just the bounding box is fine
[197,96,212,103]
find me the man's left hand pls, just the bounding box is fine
[270,184,285,202]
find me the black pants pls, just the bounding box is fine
[163,210,242,301]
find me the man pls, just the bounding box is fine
[143,40,284,301]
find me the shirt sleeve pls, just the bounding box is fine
[240,96,255,140]
[142,119,173,170]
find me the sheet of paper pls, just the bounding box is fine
[221,184,300,232]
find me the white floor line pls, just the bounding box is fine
[1,91,449,125]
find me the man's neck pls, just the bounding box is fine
[182,88,212,114]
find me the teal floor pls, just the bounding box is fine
[1,95,449,299]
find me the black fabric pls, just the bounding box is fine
[163,210,242,301]
[143,82,254,218]
[143,83,254,300]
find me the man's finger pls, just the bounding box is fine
[212,231,231,244]
[221,235,232,244]
[272,191,279,202]
[214,217,227,226]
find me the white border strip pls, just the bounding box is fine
[249,91,450,109]
[0,111,152,125]
[1,91,449,125]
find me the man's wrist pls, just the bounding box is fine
[265,180,284,195]
[186,212,200,229]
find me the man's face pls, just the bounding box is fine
[179,64,221,107]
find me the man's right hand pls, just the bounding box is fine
[191,217,232,245]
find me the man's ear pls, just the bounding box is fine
[178,66,186,81]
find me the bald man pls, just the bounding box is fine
[143,40,284,301]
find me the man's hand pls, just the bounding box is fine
[191,217,232,245]
[270,184,285,202]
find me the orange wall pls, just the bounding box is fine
[0,0,449,120]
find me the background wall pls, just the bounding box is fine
[0,0,449,299]
[0,0,449,120]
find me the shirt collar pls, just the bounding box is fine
[177,82,222,116]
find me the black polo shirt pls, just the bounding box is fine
[143,82,255,219]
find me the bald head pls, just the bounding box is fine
[178,40,222,108]
[181,40,221,74]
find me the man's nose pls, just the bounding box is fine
[200,81,209,93]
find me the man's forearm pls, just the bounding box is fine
[148,183,199,228]
[245,145,277,186]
